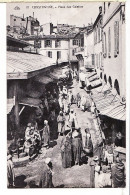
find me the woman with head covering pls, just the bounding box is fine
[57,111,66,136]
[7,154,15,188]
[76,92,81,108]
[60,131,72,168]
[94,156,101,188]
[80,95,86,112]
[68,90,73,105]
[42,120,50,149]
[58,93,63,111]
[63,95,69,115]
[111,157,125,187]
[39,158,54,188]
[68,109,75,129]
[84,129,93,156]
[72,129,82,165]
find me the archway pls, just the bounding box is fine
[114,79,120,95]
[100,72,102,79]
[108,76,112,87]
[104,74,107,83]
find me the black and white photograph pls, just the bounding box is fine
[6,1,126,189]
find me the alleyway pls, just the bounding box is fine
[14,79,98,188]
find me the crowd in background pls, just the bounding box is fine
[7,75,126,188]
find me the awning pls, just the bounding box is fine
[34,75,53,84]
[50,68,65,79]
[90,79,102,88]
[19,97,41,108]
[86,71,97,79]
[100,103,126,121]
[89,74,99,82]
[91,87,126,121]
[7,51,56,79]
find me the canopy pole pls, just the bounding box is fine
[19,106,25,116]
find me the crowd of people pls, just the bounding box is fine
[7,77,126,188]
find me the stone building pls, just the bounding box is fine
[102,2,125,98]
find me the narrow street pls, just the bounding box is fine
[14,79,98,188]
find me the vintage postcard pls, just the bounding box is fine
[6,1,126,189]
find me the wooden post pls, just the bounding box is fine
[14,81,19,141]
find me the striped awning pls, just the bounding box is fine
[86,71,97,79]
[19,97,41,108]
[91,88,126,121]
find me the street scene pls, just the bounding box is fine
[7,2,126,188]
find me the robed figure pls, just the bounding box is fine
[72,130,82,165]
[57,111,66,135]
[42,120,50,148]
[60,131,72,168]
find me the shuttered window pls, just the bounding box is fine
[103,32,107,58]
[48,51,52,58]
[114,21,119,57]
[45,40,52,47]
[108,27,111,57]
[55,40,61,48]
[92,54,95,66]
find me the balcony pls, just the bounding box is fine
[74,47,84,56]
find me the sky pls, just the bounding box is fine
[6,2,102,27]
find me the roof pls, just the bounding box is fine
[7,35,34,48]
[93,13,102,28]
[21,33,76,41]
[7,51,56,79]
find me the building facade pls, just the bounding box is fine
[9,14,40,36]
[84,25,94,69]
[39,36,69,64]
[93,6,103,76]
[102,2,125,98]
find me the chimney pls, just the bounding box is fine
[99,6,102,14]
[33,12,34,18]
[23,14,24,19]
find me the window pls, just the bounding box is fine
[55,39,61,48]
[45,40,52,47]
[114,21,119,57]
[96,54,98,68]
[103,32,107,58]
[78,40,81,47]
[72,49,75,56]
[57,51,61,59]
[108,27,111,57]
[48,51,52,58]
[73,39,79,46]
[92,54,95,66]
[104,2,106,14]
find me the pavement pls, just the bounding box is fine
[14,79,98,188]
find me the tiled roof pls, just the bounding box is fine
[21,33,76,41]
[7,51,56,74]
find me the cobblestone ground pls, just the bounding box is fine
[14,79,97,188]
